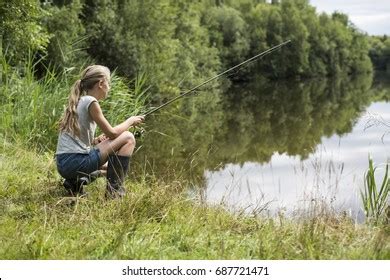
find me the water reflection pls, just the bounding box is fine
[134,72,390,219]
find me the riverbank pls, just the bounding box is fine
[0,140,388,259]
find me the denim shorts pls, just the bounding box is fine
[56,148,102,179]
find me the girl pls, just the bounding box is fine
[56,65,144,197]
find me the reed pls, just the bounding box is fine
[361,157,390,224]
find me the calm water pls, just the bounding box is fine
[134,72,390,220]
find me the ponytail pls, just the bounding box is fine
[59,79,83,137]
[58,65,110,137]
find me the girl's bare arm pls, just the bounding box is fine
[89,101,144,139]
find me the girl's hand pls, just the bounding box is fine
[129,115,145,127]
[93,134,107,145]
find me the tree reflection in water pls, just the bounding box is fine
[132,72,389,217]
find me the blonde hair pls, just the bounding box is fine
[59,65,110,137]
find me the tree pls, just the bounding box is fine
[42,0,87,71]
[0,0,50,63]
[369,36,390,72]
[202,4,250,71]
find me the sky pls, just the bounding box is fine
[309,0,390,35]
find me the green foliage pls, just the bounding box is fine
[361,157,390,224]
[278,0,310,77]
[369,35,390,72]
[220,0,372,79]
[0,0,50,63]
[80,0,221,102]
[2,0,375,85]
[42,0,87,71]
[202,5,250,69]
[164,0,221,93]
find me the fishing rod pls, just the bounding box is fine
[144,39,291,117]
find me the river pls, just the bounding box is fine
[133,72,390,221]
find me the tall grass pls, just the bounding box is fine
[0,52,69,150]
[361,157,390,224]
[0,51,148,151]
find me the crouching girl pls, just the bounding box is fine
[56,65,144,197]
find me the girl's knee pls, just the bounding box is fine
[121,131,136,146]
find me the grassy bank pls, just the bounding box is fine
[0,140,389,259]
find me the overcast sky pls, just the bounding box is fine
[309,0,390,35]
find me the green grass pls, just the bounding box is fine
[0,140,389,260]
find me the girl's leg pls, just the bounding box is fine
[95,131,135,198]
[95,131,136,162]
[100,163,108,170]
[98,162,108,176]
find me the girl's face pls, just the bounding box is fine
[99,77,111,99]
